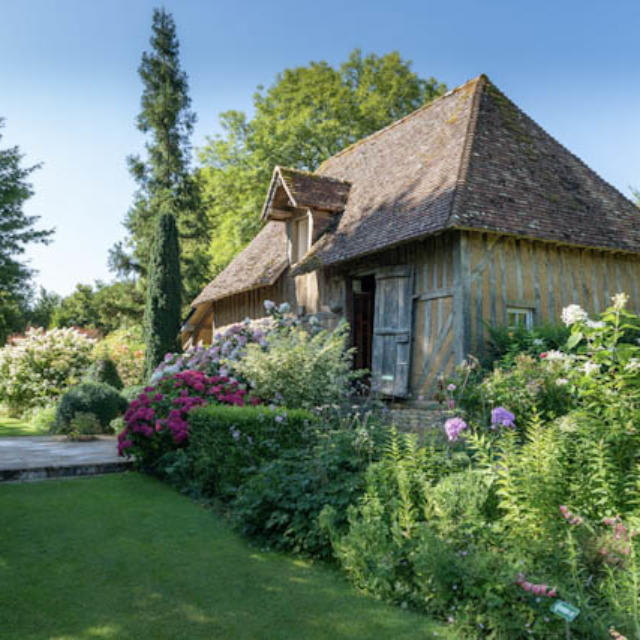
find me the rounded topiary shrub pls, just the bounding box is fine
[85,357,124,390]
[54,383,128,434]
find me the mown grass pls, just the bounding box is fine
[0,416,48,437]
[0,473,456,640]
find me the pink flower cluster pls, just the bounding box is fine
[515,573,557,598]
[118,369,260,457]
[444,417,468,442]
[599,516,636,563]
[559,504,583,526]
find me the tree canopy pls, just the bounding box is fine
[0,118,53,343]
[198,49,446,277]
[51,281,144,334]
[112,7,208,303]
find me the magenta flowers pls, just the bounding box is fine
[118,369,260,458]
[444,417,468,442]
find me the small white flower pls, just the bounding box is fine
[612,292,629,311]
[532,338,544,346]
[562,304,588,326]
[583,361,600,376]
[555,377,569,386]
[544,350,566,362]
[585,320,605,329]
[625,358,640,372]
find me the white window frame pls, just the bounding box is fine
[506,306,534,330]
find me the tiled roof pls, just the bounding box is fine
[191,221,287,305]
[261,166,351,219]
[193,74,640,305]
[295,75,640,271]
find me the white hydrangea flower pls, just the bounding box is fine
[624,358,640,373]
[582,361,600,376]
[561,304,588,326]
[612,292,629,311]
[544,350,566,361]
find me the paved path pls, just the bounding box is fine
[0,436,132,481]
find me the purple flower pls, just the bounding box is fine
[444,417,467,442]
[275,414,285,423]
[491,407,516,429]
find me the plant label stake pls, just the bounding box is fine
[550,600,580,639]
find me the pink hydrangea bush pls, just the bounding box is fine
[118,369,259,466]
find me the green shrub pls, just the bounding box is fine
[184,405,316,498]
[454,353,573,428]
[485,322,569,368]
[99,326,145,387]
[121,384,145,402]
[232,321,359,409]
[30,406,57,432]
[84,357,123,390]
[54,383,128,434]
[232,418,387,558]
[68,412,101,438]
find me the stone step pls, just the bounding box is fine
[0,436,132,483]
[1,460,133,483]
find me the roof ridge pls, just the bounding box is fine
[278,165,351,185]
[447,74,486,226]
[317,74,486,173]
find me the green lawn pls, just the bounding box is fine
[0,473,455,640]
[0,416,48,437]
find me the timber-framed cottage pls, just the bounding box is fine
[184,75,640,401]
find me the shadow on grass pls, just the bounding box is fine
[0,473,458,640]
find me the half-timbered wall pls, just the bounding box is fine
[331,231,458,401]
[211,275,295,330]
[461,230,640,359]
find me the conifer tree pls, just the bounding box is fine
[112,7,208,302]
[144,210,181,380]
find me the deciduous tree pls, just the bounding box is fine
[199,50,445,275]
[0,118,53,343]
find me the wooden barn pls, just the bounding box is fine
[184,74,640,401]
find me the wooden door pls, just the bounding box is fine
[371,266,413,397]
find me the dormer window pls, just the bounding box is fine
[291,214,311,264]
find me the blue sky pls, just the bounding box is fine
[1,0,639,296]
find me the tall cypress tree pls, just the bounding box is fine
[111,7,209,302]
[144,210,181,380]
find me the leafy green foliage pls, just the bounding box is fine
[51,281,144,333]
[0,119,53,344]
[232,417,386,558]
[0,327,95,415]
[182,405,315,498]
[232,321,358,409]
[198,50,445,276]
[99,326,145,387]
[113,8,208,302]
[84,356,123,390]
[454,353,574,428]
[143,212,181,379]
[485,322,569,368]
[54,382,127,434]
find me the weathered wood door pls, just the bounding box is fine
[371,266,413,397]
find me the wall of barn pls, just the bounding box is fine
[461,230,640,359]
[209,271,296,333]
[330,231,460,402]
